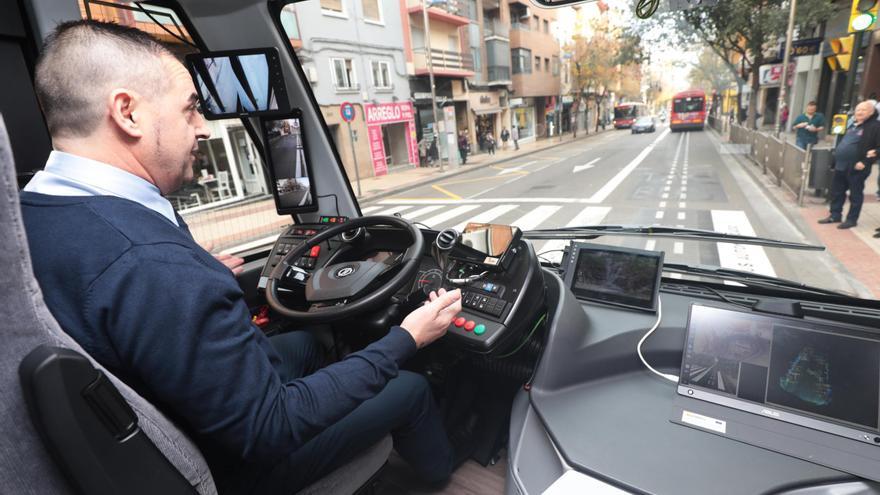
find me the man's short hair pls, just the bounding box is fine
[807,101,817,107]
[35,20,175,138]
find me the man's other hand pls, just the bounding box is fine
[868,149,877,159]
[201,241,245,276]
[855,162,867,171]
[401,288,462,348]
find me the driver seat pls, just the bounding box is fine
[0,114,391,495]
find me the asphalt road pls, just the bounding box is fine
[360,125,863,295]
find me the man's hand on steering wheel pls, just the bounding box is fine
[401,288,462,348]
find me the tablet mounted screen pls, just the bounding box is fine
[261,111,317,214]
[563,242,663,312]
[185,48,290,120]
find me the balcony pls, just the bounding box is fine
[483,17,509,39]
[483,0,501,10]
[407,0,470,26]
[414,48,474,77]
[487,65,511,85]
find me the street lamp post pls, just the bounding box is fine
[422,0,445,171]
[775,0,797,137]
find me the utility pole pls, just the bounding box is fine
[775,0,797,137]
[422,0,445,171]
[841,30,865,114]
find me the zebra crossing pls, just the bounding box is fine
[359,200,777,275]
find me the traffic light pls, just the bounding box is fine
[850,0,879,32]
[827,36,854,71]
[831,114,849,135]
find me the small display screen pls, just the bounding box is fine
[567,244,663,311]
[681,305,880,433]
[186,49,288,119]
[262,113,316,213]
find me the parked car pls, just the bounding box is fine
[631,116,656,134]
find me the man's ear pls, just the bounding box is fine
[108,88,144,139]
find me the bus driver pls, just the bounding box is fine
[20,20,460,494]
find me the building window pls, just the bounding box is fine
[543,19,549,33]
[321,0,345,15]
[533,15,540,30]
[535,55,540,71]
[279,8,300,40]
[361,0,382,22]
[331,58,358,90]
[544,57,549,72]
[472,47,482,72]
[511,48,532,74]
[552,55,560,76]
[509,5,530,30]
[371,60,391,88]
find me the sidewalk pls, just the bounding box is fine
[349,130,608,203]
[715,127,880,298]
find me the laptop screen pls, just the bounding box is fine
[679,304,880,442]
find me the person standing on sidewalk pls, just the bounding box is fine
[486,133,496,155]
[458,130,469,165]
[511,125,520,150]
[792,101,825,150]
[500,127,510,150]
[819,100,880,229]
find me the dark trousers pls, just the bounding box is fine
[253,331,453,494]
[829,169,869,223]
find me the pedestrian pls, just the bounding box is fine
[428,135,438,165]
[486,133,496,155]
[780,104,789,130]
[511,125,520,150]
[417,136,428,167]
[458,130,469,165]
[819,100,880,229]
[500,127,510,150]
[792,101,825,150]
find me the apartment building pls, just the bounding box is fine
[284,0,419,178]
[507,1,561,141]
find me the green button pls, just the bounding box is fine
[474,324,486,335]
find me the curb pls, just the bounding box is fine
[355,129,612,204]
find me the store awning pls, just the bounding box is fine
[473,107,502,115]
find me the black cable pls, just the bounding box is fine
[701,284,756,309]
[317,194,340,217]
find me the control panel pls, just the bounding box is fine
[257,218,347,289]
[416,240,543,352]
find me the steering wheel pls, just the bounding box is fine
[265,215,424,323]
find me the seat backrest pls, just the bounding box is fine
[0,115,217,495]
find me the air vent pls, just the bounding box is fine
[341,227,363,242]
[435,229,458,250]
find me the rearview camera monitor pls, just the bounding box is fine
[186,48,290,120]
[261,110,318,214]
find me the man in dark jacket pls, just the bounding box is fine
[819,100,880,229]
[21,20,460,494]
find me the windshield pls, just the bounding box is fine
[635,116,653,125]
[97,0,867,302]
[673,97,704,113]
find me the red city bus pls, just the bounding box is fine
[670,90,706,131]
[613,102,648,129]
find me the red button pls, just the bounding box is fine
[453,317,466,327]
[464,321,476,332]
[310,246,321,257]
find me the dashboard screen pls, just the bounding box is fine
[565,243,663,311]
[262,112,317,213]
[186,48,288,119]
[680,305,880,440]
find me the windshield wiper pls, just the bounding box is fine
[522,225,824,251]
[662,263,846,297]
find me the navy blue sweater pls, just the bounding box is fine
[20,192,416,489]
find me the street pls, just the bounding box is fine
[360,126,864,295]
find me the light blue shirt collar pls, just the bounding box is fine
[24,151,178,226]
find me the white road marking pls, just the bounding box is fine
[496,160,537,175]
[659,201,667,208]
[585,128,670,203]
[711,210,776,276]
[670,273,683,279]
[661,193,669,199]
[403,205,443,219]
[361,206,383,214]
[538,206,612,263]
[573,157,601,173]
[452,204,518,231]
[511,205,563,231]
[680,193,687,200]
[664,186,671,192]
[677,212,686,220]
[376,205,413,216]
[421,204,481,228]
[679,202,686,208]
[655,211,665,220]
[645,240,657,250]
[674,242,684,254]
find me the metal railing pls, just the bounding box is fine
[727,123,820,205]
[422,48,474,71]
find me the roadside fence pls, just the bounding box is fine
[727,123,831,206]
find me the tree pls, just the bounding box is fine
[688,47,735,95]
[675,0,835,128]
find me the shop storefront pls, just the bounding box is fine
[510,97,536,141]
[469,90,504,152]
[364,102,420,176]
